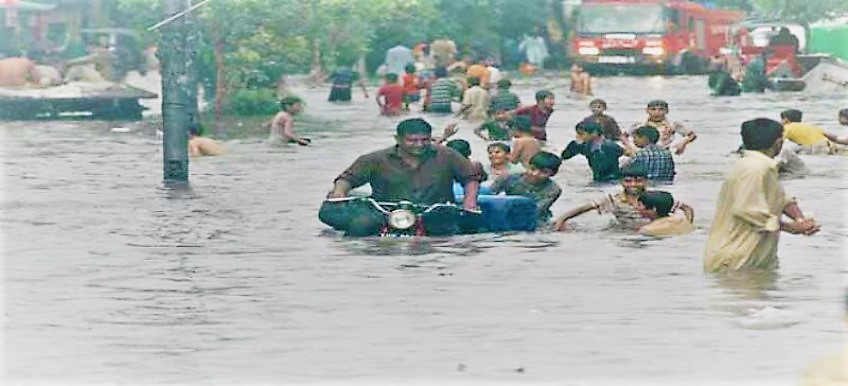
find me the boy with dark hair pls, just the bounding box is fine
[839,108,848,126]
[553,164,694,231]
[489,79,521,112]
[269,96,310,145]
[188,124,225,156]
[584,98,621,140]
[780,108,848,154]
[561,119,624,183]
[704,118,819,272]
[511,90,555,141]
[474,106,513,141]
[401,64,421,110]
[376,73,405,116]
[635,191,695,236]
[628,99,696,155]
[483,142,524,182]
[624,125,675,182]
[446,139,487,181]
[490,151,562,223]
[509,115,542,168]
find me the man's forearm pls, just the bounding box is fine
[328,179,353,198]
[783,202,805,220]
[462,180,480,208]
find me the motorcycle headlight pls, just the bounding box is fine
[388,209,416,230]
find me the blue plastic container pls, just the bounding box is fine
[454,183,538,232]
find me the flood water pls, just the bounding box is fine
[2,75,846,385]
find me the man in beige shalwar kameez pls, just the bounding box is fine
[704,118,820,272]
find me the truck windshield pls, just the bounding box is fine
[577,4,667,34]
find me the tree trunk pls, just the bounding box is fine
[212,25,226,132]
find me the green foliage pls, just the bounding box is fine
[749,0,845,25]
[226,88,279,116]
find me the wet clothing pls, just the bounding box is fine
[709,71,742,96]
[335,145,484,205]
[489,90,521,113]
[426,78,458,113]
[478,119,512,141]
[584,114,621,140]
[591,191,684,231]
[631,119,692,150]
[514,105,553,141]
[562,139,624,182]
[482,162,525,182]
[628,144,676,182]
[638,215,694,237]
[490,174,561,222]
[741,56,768,93]
[377,84,405,115]
[402,73,420,99]
[783,122,829,147]
[461,85,490,122]
[328,70,357,102]
[703,150,796,272]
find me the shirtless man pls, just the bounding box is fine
[269,96,310,146]
[569,63,592,97]
[188,125,225,156]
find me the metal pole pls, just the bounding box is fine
[160,0,189,183]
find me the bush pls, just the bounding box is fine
[226,88,279,116]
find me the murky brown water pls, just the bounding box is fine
[2,75,846,385]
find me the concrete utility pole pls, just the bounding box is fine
[160,0,190,183]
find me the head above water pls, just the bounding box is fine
[633,125,660,145]
[385,73,399,83]
[446,139,471,158]
[575,119,603,136]
[647,99,669,110]
[637,191,675,218]
[404,64,417,74]
[535,90,554,103]
[486,142,511,154]
[741,118,784,154]
[188,124,202,137]
[467,77,480,87]
[280,96,303,112]
[395,118,433,156]
[620,164,648,195]
[780,109,803,123]
[528,151,562,175]
[497,79,512,89]
[839,108,848,125]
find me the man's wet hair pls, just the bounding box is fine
[467,77,480,87]
[487,142,511,153]
[396,118,433,136]
[497,79,512,89]
[839,108,848,119]
[575,118,603,134]
[535,90,553,102]
[780,109,803,122]
[434,67,448,78]
[589,98,607,108]
[633,126,660,144]
[529,151,561,174]
[638,191,675,217]
[446,139,471,157]
[385,73,399,83]
[621,164,648,178]
[512,115,532,132]
[188,124,202,136]
[647,99,669,109]
[741,118,783,151]
[404,64,417,74]
[279,96,303,110]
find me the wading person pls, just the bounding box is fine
[188,125,225,157]
[511,90,555,142]
[703,118,820,273]
[584,98,620,141]
[561,119,624,183]
[553,165,694,232]
[322,118,483,236]
[628,100,697,155]
[490,151,562,223]
[780,109,848,154]
[634,191,694,237]
[268,96,310,146]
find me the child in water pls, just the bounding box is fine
[269,96,310,146]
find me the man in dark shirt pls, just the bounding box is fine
[561,119,624,182]
[323,118,483,235]
[511,89,555,141]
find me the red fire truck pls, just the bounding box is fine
[570,0,744,74]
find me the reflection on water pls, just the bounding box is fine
[2,76,846,385]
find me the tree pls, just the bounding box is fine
[749,0,845,25]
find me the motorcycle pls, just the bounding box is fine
[320,196,483,237]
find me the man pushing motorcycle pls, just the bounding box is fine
[322,118,483,236]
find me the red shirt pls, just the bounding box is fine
[378,84,405,115]
[402,73,420,95]
[515,105,553,141]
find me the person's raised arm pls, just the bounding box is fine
[473,122,489,141]
[678,201,695,223]
[674,123,697,155]
[433,123,459,145]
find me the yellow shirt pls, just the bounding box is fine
[783,122,828,146]
[639,215,695,237]
[703,150,795,272]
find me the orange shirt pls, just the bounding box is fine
[402,73,419,95]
